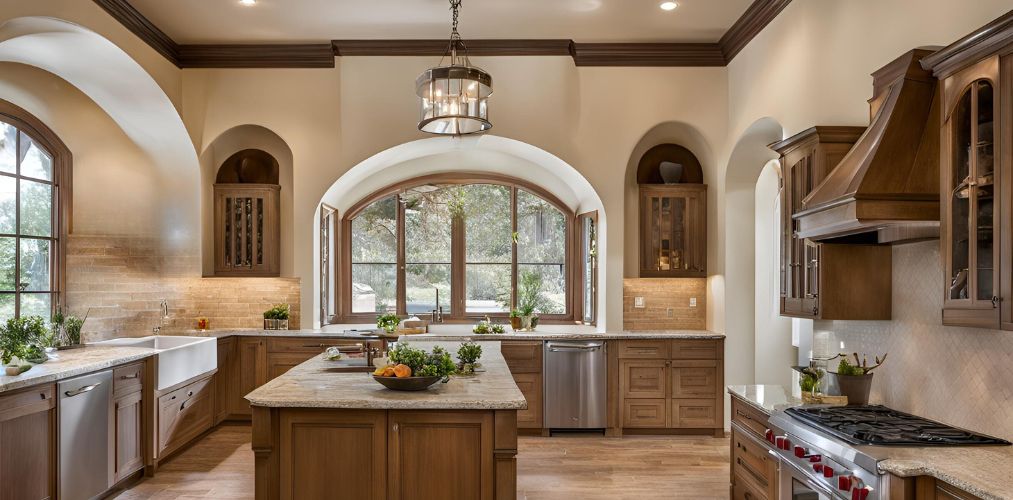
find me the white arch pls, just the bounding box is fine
[315,135,608,328]
[0,16,199,251]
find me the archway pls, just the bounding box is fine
[314,135,608,329]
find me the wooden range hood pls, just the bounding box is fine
[794,49,941,243]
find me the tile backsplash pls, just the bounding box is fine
[814,240,1013,441]
[622,278,707,330]
[66,235,300,341]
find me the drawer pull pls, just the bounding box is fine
[736,409,757,422]
[187,391,194,397]
[119,373,140,380]
[302,344,325,348]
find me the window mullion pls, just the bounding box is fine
[396,197,406,316]
[510,187,518,312]
[451,213,465,319]
[13,130,20,318]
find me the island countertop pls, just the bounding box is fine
[245,340,526,410]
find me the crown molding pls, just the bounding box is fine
[920,8,1013,78]
[94,0,794,68]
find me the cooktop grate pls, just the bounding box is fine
[785,405,1011,446]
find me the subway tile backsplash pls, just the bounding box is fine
[622,278,707,330]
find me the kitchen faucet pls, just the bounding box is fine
[153,299,169,335]
[431,287,444,323]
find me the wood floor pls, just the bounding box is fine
[110,424,730,500]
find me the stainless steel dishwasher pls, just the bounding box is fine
[543,340,606,430]
[59,369,112,500]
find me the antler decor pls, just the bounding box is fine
[851,352,888,373]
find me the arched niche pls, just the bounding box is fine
[636,144,705,185]
[216,149,280,184]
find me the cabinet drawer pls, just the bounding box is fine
[670,360,718,398]
[732,427,777,499]
[620,360,667,399]
[0,384,54,421]
[731,472,768,500]
[267,352,316,380]
[623,399,667,428]
[512,372,543,429]
[671,399,719,428]
[158,376,213,456]
[671,339,720,359]
[731,397,770,439]
[267,337,364,354]
[113,362,144,397]
[501,341,542,374]
[617,340,669,359]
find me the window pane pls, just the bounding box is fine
[0,122,14,174]
[0,293,13,322]
[582,216,596,324]
[19,293,50,319]
[20,238,50,291]
[19,132,53,181]
[404,185,453,314]
[406,264,451,314]
[518,264,566,315]
[463,184,511,263]
[466,264,510,313]
[20,179,52,237]
[351,196,397,263]
[0,237,13,290]
[0,175,14,233]
[351,264,396,314]
[517,189,566,264]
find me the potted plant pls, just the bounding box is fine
[516,270,546,331]
[457,341,482,374]
[509,309,522,330]
[832,352,887,405]
[263,304,291,330]
[1,316,51,375]
[64,315,84,347]
[376,313,400,334]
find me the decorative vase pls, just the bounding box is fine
[520,315,533,330]
[278,319,289,330]
[510,317,521,330]
[659,161,684,184]
[834,373,874,405]
[264,318,278,330]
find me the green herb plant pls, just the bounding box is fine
[0,316,50,365]
[65,316,84,345]
[263,304,291,320]
[376,313,401,333]
[457,341,482,364]
[387,344,456,378]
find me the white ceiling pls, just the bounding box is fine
[128,0,754,44]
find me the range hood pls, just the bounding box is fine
[794,49,941,243]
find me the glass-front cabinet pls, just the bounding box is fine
[940,56,1001,328]
[638,184,707,278]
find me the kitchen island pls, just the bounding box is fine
[246,340,525,500]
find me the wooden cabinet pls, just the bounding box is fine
[500,341,543,430]
[771,127,893,320]
[729,395,778,500]
[639,184,707,277]
[157,375,214,458]
[213,183,281,277]
[112,362,145,482]
[889,474,985,500]
[618,339,724,432]
[235,338,268,417]
[389,411,495,500]
[214,337,236,424]
[0,384,55,500]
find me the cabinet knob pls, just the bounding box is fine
[392,423,399,432]
[992,296,1000,308]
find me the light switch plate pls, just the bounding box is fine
[689,297,697,307]
[667,308,674,318]
[634,296,645,308]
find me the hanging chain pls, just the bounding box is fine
[450,0,462,39]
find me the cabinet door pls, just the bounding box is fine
[0,385,55,500]
[235,339,267,416]
[620,360,667,399]
[511,372,543,429]
[639,184,707,278]
[114,391,144,482]
[500,341,542,373]
[802,240,821,317]
[732,427,778,500]
[670,360,718,399]
[671,399,719,428]
[389,411,494,500]
[943,60,1000,328]
[214,184,281,277]
[214,337,235,423]
[158,377,213,457]
[268,352,316,381]
[622,399,667,428]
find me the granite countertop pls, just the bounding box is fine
[412,330,725,341]
[246,340,526,410]
[727,384,802,415]
[179,327,381,339]
[728,384,1012,500]
[0,346,156,393]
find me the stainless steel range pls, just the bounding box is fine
[768,405,1010,500]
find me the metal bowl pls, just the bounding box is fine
[372,375,444,391]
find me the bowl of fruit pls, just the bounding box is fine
[371,344,457,391]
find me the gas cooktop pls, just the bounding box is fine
[785,405,1012,446]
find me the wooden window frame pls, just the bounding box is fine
[319,203,338,326]
[575,210,598,326]
[334,172,577,324]
[0,99,72,320]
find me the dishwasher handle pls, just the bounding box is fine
[64,382,102,398]
[546,342,603,352]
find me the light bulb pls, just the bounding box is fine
[660,2,678,11]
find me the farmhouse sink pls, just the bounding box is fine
[95,336,217,391]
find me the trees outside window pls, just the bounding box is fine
[341,175,575,321]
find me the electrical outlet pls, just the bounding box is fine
[667,308,674,318]
[689,297,697,308]
[634,296,645,308]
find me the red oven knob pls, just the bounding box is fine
[782,438,792,450]
[765,429,775,444]
[813,463,824,473]
[793,445,806,458]
[852,487,871,500]
[838,476,852,491]
[823,465,835,478]
[809,454,822,463]
[775,436,785,449]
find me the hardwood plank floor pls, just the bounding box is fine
[111,424,730,499]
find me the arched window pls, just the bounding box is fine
[339,174,577,322]
[0,100,70,321]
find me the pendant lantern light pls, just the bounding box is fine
[415,0,493,135]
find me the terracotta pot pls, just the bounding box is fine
[510,317,521,330]
[835,373,874,405]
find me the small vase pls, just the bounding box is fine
[520,316,532,330]
[835,373,874,405]
[264,318,277,330]
[278,319,289,330]
[659,161,684,184]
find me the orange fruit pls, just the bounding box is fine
[382,365,396,377]
[393,364,412,378]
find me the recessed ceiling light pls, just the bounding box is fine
[239,0,256,6]
[660,1,678,11]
